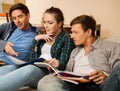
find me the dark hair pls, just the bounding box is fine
[70,15,96,36]
[44,7,64,28]
[9,3,29,16]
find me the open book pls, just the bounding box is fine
[6,55,90,84]
[6,55,45,66]
[34,62,90,85]
[56,72,90,84]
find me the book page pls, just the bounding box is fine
[6,55,25,64]
[6,55,45,66]
[34,62,59,74]
[57,76,90,85]
[61,78,79,85]
[58,71,89,78]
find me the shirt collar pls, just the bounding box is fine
[90,37,102,49]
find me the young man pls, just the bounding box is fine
[0,3,40,64]
[37,15,120,91]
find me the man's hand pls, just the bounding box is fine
[4,42,19,56]
[89,70,107,84]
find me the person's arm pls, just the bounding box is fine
[0,40,6,52]
[55,34,75,70]
[110,43,120,68]
[0,23,8,52]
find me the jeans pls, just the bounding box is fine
[100,64,120,91]
[0,52,14,64]
[37,74,100,91]
[0,65,48,91]
[38,74,69,91]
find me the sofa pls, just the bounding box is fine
[18,36,120,91]
[103,37,120,43]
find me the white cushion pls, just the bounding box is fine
[103,37,120,43]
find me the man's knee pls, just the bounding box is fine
[112,64,120,75]
[37,74,68,91]
[37,75,52,91]
[38,74,56,86]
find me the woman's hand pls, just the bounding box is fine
[47,58,60,68]
[35,34,53,42]
[89,70,107,84]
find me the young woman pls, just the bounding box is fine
[29,7,75,70]
[0,7,75,91]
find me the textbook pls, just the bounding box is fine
[6,55,45,66]
[34,62,90,85]
[6,55,90,84]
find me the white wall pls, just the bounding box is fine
[26,0,120,37]
[1,0,14,4]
